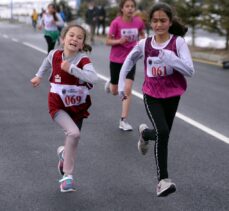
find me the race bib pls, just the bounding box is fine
[50,83,89,107]
[121,28,138,42]
[146,57,174,77]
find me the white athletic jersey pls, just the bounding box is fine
[40,13,64,31]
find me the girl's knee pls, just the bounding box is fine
[66,129,80,140]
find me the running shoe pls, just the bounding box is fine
[138,124,149,155]
[119,119,133,131]
[104,80,110,93]
[156,179,176,197]
[59,175,76,192]
[57,146,64,176]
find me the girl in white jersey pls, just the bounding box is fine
[118,2,195,196]
[31,24,98,192]
[39,3,64,53]
[105,0,145,131]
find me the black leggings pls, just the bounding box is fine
[44,35,56,53]
[143,94,180,181]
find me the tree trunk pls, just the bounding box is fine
[225,30,229,50]
[192,25,195,47]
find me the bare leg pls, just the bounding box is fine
[54,110,80,175]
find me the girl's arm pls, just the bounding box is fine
[35,51,53,78]
[106,34,128,46]
[105,20,128,46]
[55,13,65,27]
[159,37,195,77]
[118,39,145,94]
[31,51,54,87]
[61,59,98,84]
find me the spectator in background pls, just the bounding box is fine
[96,5,106,36]
[85,1,98,44]
[31,9,38,31]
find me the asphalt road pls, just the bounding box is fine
[0,21,228,211]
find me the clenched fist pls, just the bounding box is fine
[61,60,71,73]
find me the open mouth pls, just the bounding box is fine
[69,43,77,47]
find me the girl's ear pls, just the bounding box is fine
[60,37,64,45]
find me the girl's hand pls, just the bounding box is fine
[61,60,70,73]
[119,37,128,45]
[31,76,41,87]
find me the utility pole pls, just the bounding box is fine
[10,0,13,22]
[76,0,81,10]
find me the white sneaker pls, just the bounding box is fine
[156,179,176,197]
[138,124,149,155]
[104,80,110,93]
[119,119,133,131]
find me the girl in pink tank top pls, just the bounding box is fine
[105,0,145,131]
[118,2,195,197]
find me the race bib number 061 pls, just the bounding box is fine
[146,57,173,77]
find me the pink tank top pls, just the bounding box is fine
[142,36,187,98]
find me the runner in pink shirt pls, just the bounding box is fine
[105,0,145,131]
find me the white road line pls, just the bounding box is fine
[3,34,9,39]
[12,38,19,42]
[22,42,47,54]
[25,42,229,144]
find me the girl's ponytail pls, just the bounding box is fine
[169,17,188,37]
[82,44,92,52]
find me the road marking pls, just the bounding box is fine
[22,42,47,54]
[24,42,229,145]
[3,34,9,39]
[12,38,19,42]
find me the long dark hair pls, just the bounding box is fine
[61,24,92,52]
[149,2,188,37]
[48,3,58,21]
[119,0,137,15]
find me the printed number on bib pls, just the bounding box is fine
[64,95,82,106]
[50,83,89,107]
[146,57,173,77]
[121,28,138,42]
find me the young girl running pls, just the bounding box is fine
[105,0,145,131]
[38,3,64,53]
[118,2,195,196]
[31,24,98,192]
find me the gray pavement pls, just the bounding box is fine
[0,21,229,211]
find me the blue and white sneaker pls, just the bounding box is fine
[59,175,76,192]
[57,146,64,176]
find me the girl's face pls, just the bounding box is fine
[48,5,55,14]
[63,27,85,54]
[121,0,136,18]
[151,10,172,36]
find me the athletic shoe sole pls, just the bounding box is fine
[60,187,76,193]
[157,184,176,197]
[119,126,133,131]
